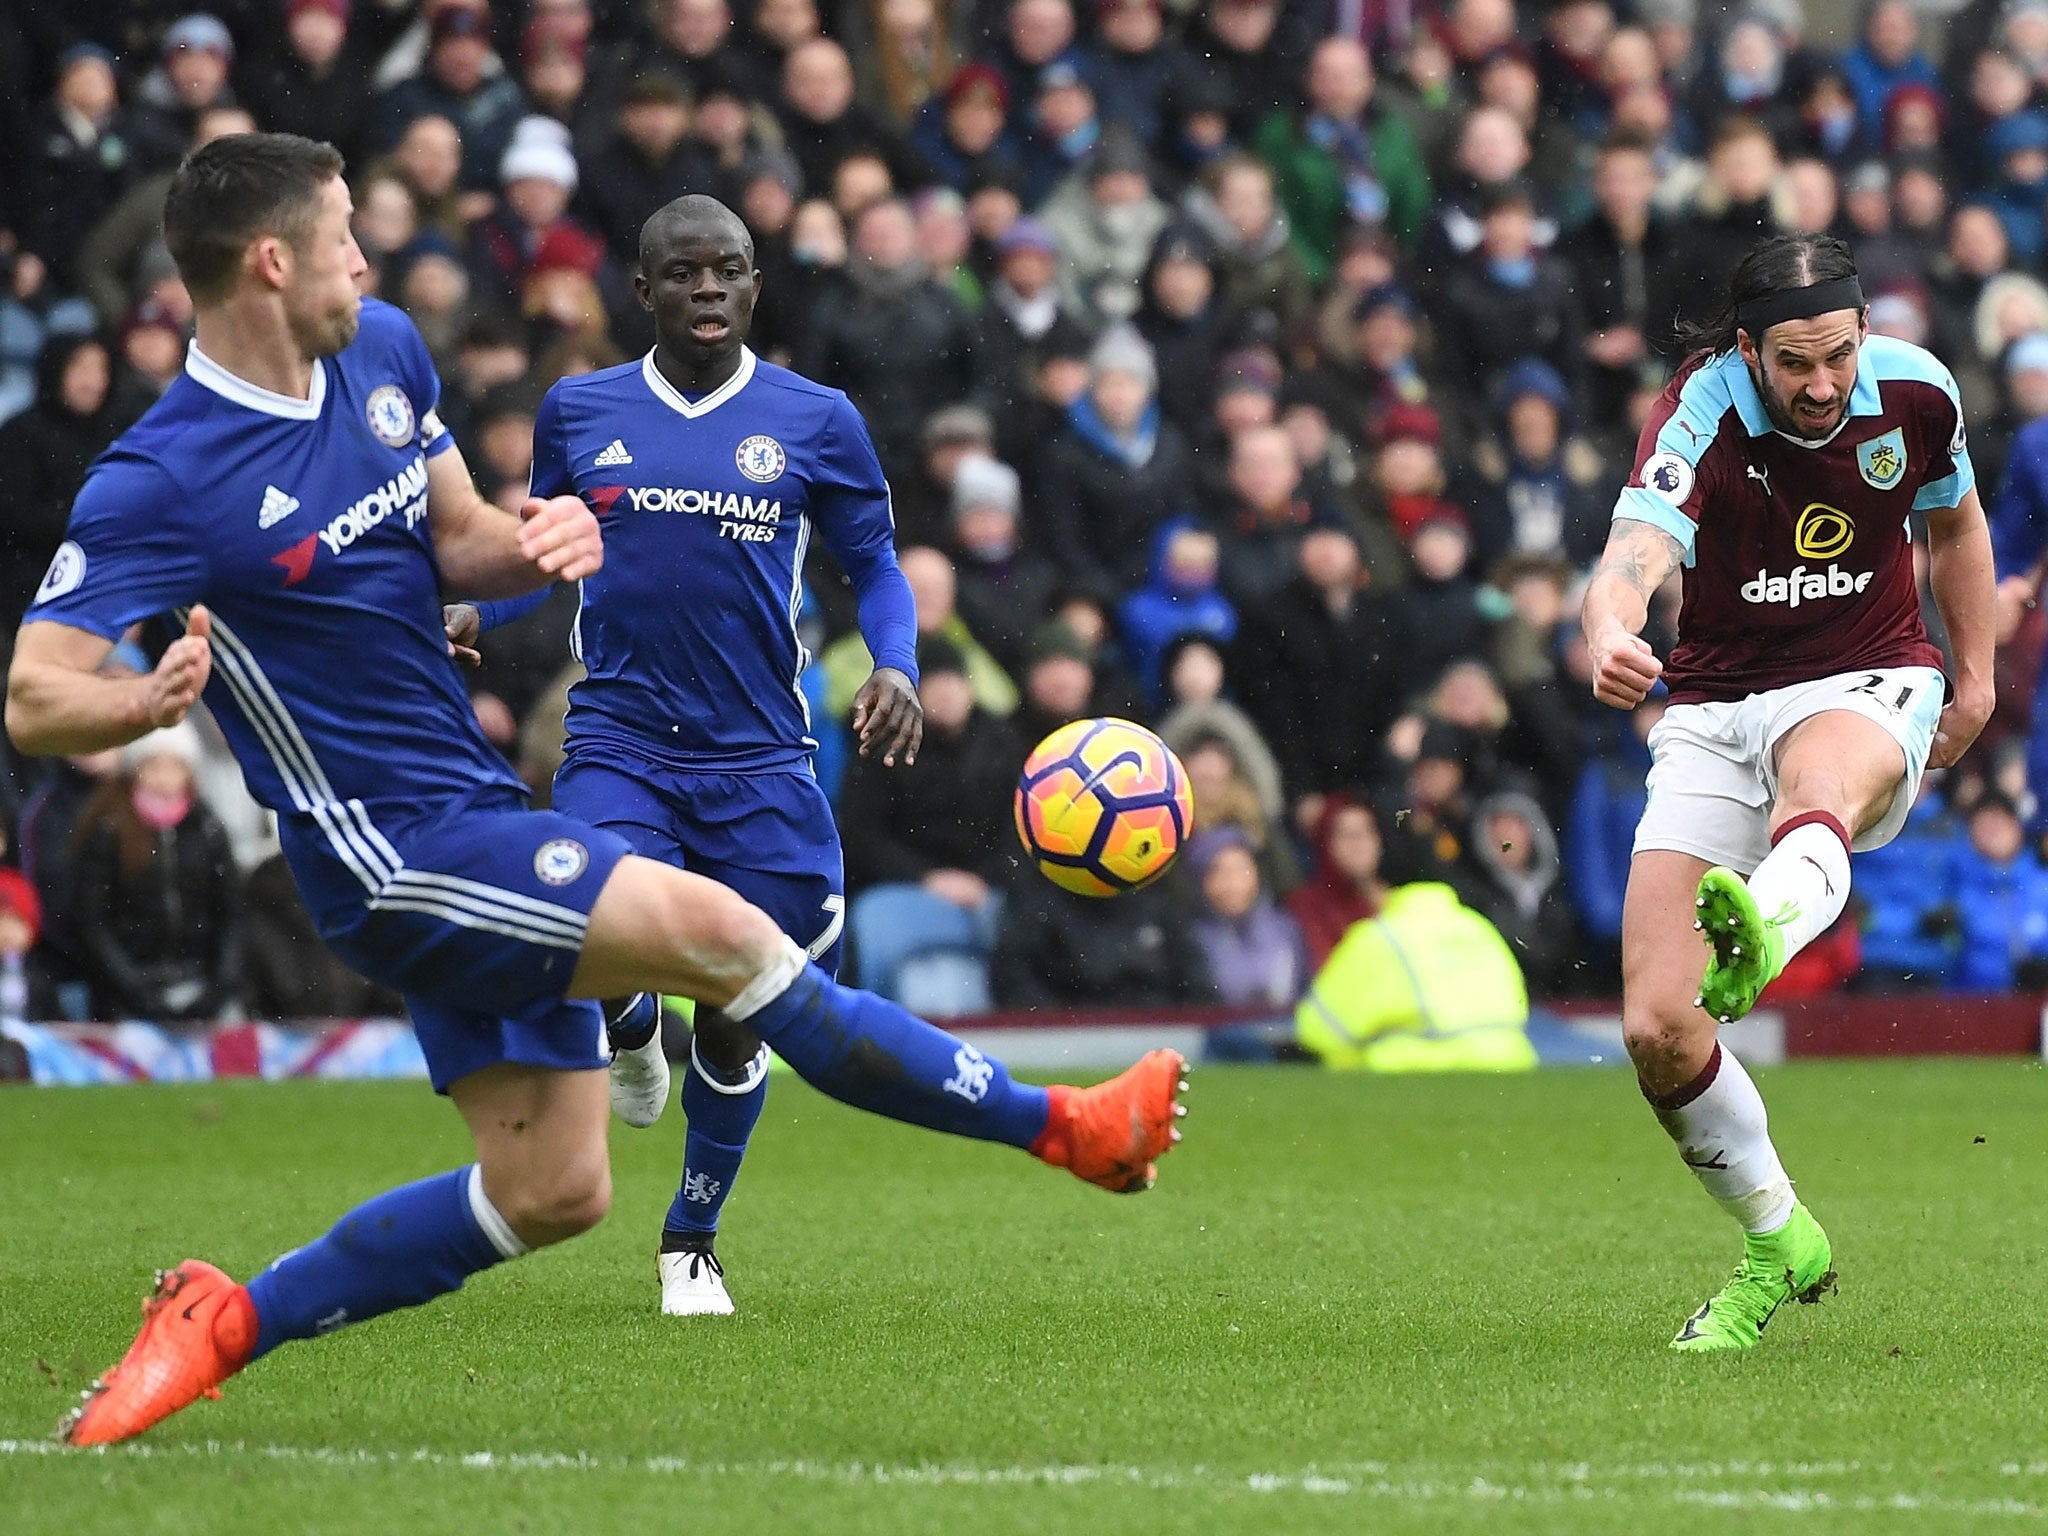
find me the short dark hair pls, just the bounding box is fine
[163,133,346,305]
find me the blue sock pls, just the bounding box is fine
[666,1045,768,1236]
[607,992,659,1051]
[741,965,1049,1147]
[244,1165,524,1360]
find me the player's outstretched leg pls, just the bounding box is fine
[1623,852,1834,1354]
[660,1007,766,1316]
[63,1065,607,1445]
[571,860,1190,1193]
[1695,811,1852,1024]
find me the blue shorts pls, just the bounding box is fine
[286,788,636,1094]
[553,747,845,976]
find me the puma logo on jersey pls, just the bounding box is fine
[594,438,633,466]
[258,484,300,528]
[1740,564,1874,609]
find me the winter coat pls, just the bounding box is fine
[19,102,139,283]
[1467,789,1582,999]
[1034,397,1200,602]
[1564,731,1649,946]
[1178,187,1315,337]
[1193,900,1308,1008]
[953,547,1066,678]
[1251,105,1432,279]
[1285,792,1383,970]
[242,47,373,164]
[1295,882,1535,1071]
[1118,518,1238,704]
[1434,256,1584,415]
[841,707,1024,890]
[991,864,1219,1007]
[575,134,724,267]
[1157,699,1287,827]
[1040,174,1172,325]
[1384,575,1492,697]
[73,798,243,1021]
[0,335,125,637]
[796,266,981,470]
[1230,575,1402,798]
[1952,846,2048,991]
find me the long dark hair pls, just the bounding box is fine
[1672,232,1861,359]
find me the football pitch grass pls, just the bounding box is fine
[6,1060,2048,1534]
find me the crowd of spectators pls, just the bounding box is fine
[7,0,2048,1023]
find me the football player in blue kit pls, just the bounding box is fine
[446,195,928,1317]
[12,134,1187,1448]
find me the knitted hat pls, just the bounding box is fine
[1088,323,1156,389]
[952,454,1022,516]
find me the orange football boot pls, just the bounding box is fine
[61,1260,258,1447]
[1031,1048,1188,1192]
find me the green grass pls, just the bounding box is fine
[6,1061,2048,1533]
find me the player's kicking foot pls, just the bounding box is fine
[1031,1049,1189,1193]
[60,1260,258,1446]
[1670,1203,1835,1353]
[1693,867,1789,1024]
[658,1234,735,1317]
[608,1021,670,1128]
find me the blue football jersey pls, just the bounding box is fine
[529,347,918,772]
[25,299,525,903]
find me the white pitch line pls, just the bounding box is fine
[2,1440,2046,1517]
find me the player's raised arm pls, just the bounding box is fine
[1582,518,1683,709]
[1924,484,1998,768]
[423,440,603,598]
[8,608,213,756]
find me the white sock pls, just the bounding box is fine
[466,1164,530,1259]
[1746,815,1851,960]
[1645,1045,1796,1234]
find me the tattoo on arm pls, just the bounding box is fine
[1595,518,1686,598]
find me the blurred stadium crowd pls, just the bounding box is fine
[5,0,2048,1026]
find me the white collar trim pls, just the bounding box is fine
[185,343,327,421]
[641,347,755,418]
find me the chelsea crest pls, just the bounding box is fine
[366,385,417,448]
[736,435,786,483]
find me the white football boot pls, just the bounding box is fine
[607,997,670,1128]
[658,1246,735,1316]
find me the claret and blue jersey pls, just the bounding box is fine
[515,346,919,771]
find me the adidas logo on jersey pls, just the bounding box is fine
[258,485,301,529]
[594,439,633,466]
[1741,564,1875,609]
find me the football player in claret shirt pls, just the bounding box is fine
[10,134,1187,1449]
[1581,233,1996,1353]
[447,194,925,1316]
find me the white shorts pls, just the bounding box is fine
[1631,665,1946,875]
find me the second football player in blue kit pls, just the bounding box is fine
[454,196,925,1315]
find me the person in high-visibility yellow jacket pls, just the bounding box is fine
[1294,882,1537,1072]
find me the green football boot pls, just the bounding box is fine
[1670,1202,1836,1353]
[1693,867,1789,1024]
